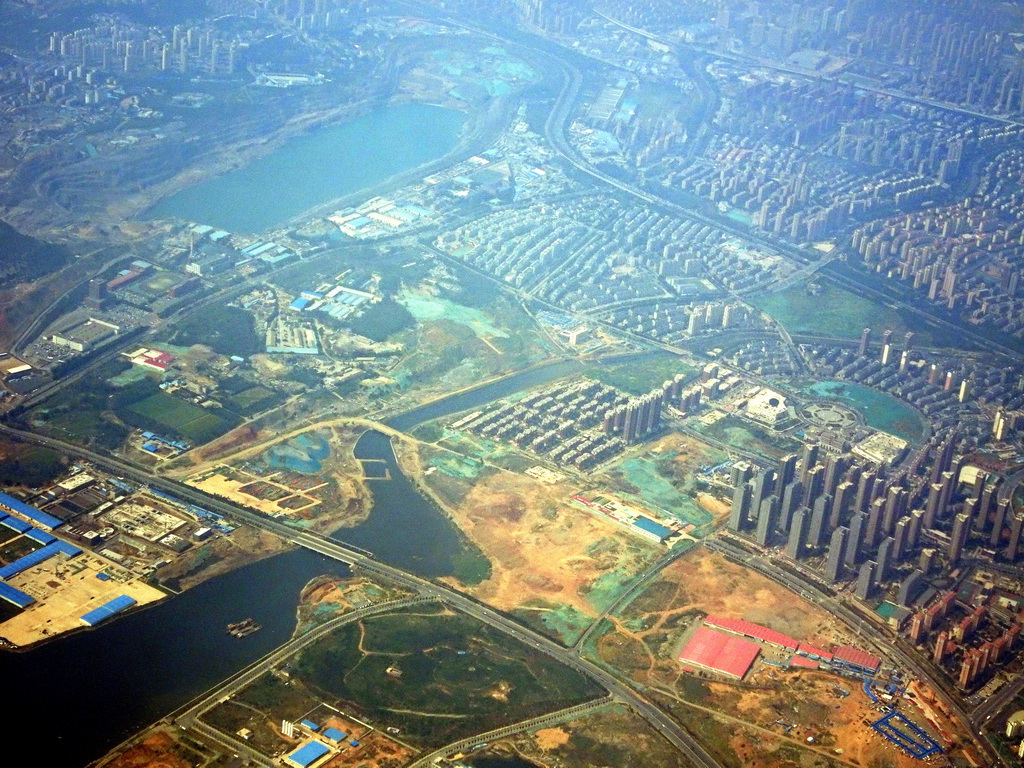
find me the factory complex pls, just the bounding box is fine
[678,614,881,681]
[569,491,684,545]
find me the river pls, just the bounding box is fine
[9,352,608,767]
[1,549,350,768]
[148,102,465,233]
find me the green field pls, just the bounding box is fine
[586,355,699,396]
[692,415,802,460]
[609,455,714,528]
[129,392,232,443]
[291,609,602,745]
[750,280,930,342]
[165,304,262,357]
[228,386,283,415]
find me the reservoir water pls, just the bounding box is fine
[148,102,465,233]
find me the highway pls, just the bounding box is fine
[406,696,616,768]
[0,421,724,768]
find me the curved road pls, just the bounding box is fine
[0,422,724,768]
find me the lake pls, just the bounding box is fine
[149,102,465,233]
[804,381,926,442]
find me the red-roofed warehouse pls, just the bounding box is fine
[831,645,881,674]
[797,642,832,661]
[704,615,799,651]
[678,626,761,680]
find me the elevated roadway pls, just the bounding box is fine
[407,696,616,768]
[0,422,723,768]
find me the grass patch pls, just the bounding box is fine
[128,392,237,443]
[608,455,712,528]
[750,279,930,342]
[228,386,284,416]
[291,609,602,746]
[450,547,492,585]
[586,355,698,396]
[692,414,801,459]
[165,304,262,357]
[511,600,596,646]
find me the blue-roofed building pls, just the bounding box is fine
[0,492,64,529]
[321,727,346,744]
[300,719,320,732]
[289,297,311,311]
[285,741,330,768]
[631,516,674,544]
[52,540,82,557]
[249,242,276,256]
[260,251,293,265]
[80,595,137,626]
[25,529,56,546]
[0,582,34,608]
[1,517,31,534]
[0,539,81,580]
[0,542,62,579]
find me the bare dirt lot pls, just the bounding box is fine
[403,441,661,642]
[472,703,690,768]
[0,552,166,647]
[97,728,202,768]
[184,424,371,533]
